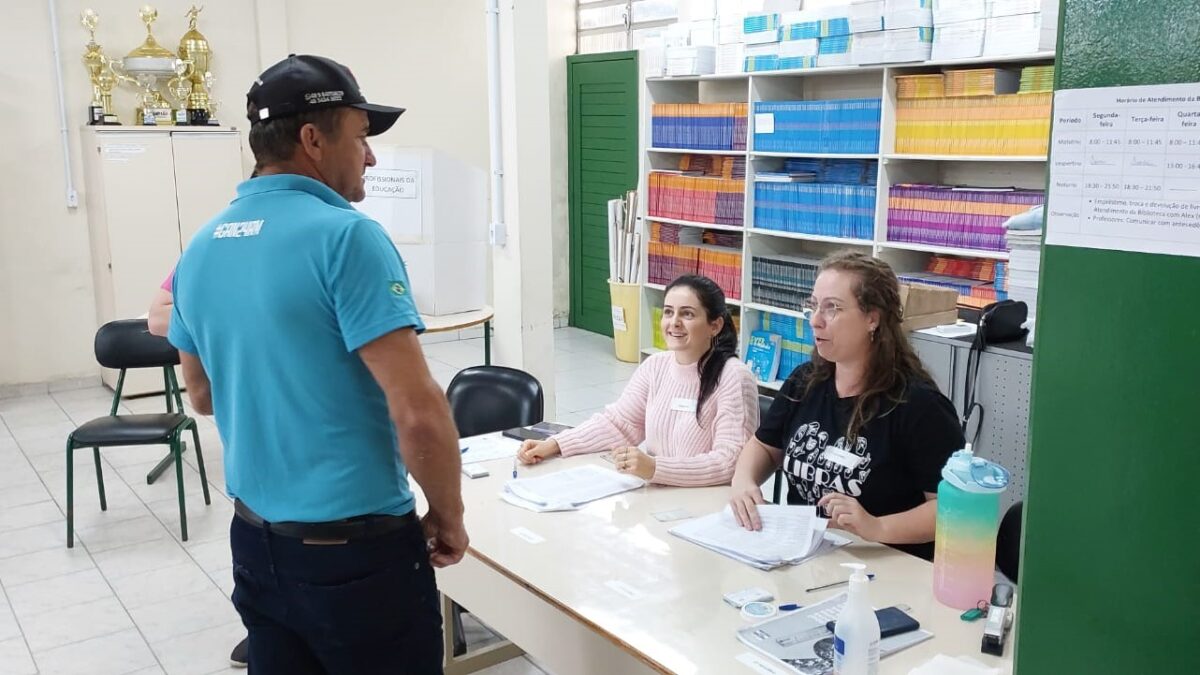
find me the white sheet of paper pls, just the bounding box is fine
[1045,82,1200,258]
[459,432,520,465]
[502,465,644,512]
[754,113,775,134]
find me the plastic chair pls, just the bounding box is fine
[446,366,544,437]
[65,319,211,547]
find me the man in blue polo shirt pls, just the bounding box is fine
[169,54,467,674]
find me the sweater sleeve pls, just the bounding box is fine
[554,356,655,457]
[650,360,759,487]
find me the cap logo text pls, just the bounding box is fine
[305,90,345,104]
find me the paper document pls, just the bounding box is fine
[501,465,644,513]
[736,593,934,675]
[459,432,520,465]
[670,505,850,570]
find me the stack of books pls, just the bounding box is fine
[697,245,743,301]
[895,73,947,98]
[887,184,1045,251]
[751,254,821,312]
[943,68,1021,96]
[754,182,877,239]
[930,0,988,60]
[649,221,703,245]
[898,253,1006,308]
[651,103,749,151]
[885,0,935,29]
[665,45,716,76]
[785,158,879,184]
[760,311,815,380]
[703,229,743,248]
[1019,65,1055,93]
[893,91,1052,155]
[680,154,746,180]
[647,241,700,286]
[648,170,745,226]
[984,1,1059,56]
[883,26,934,62]
[753,98,883,154]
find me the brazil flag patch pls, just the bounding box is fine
[389,281,407,296]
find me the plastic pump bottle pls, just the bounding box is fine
[833,563,880,675]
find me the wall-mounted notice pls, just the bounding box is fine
[1045,82,1200,258]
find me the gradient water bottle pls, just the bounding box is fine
[933,444,1010,610]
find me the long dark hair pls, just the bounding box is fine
[664,275,738,421]
[801,251,935,444]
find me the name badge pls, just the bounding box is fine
[670,397,698,413]
[821,446,863,470]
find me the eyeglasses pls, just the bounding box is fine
[799,297,849,322]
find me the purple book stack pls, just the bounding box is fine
[886,185,1045,252]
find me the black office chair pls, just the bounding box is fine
[444,365,544,656]
[65,319,211,547]
[446,366,545,437]
[757,394,789,504]
[996,501,1023,582]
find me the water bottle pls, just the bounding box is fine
[933,444,1010,610]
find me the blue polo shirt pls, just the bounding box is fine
[168,174,425,523]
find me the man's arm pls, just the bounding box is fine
[358,327,467,567]
[148,288,173,337]
[178,351,212,415]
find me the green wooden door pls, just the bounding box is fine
[1015,3,1200,673]
[568,51,639,337]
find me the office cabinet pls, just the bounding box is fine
[81,127,244,396]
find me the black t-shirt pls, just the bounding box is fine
[755,363,963,559]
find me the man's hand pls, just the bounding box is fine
[421,509,469,568]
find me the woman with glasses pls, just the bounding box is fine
[728,251,963,559]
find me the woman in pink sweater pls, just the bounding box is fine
[518,275,759,486]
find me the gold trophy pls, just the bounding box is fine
[81,9,118,124]
[177,5,215,125]
[113,6,182,125]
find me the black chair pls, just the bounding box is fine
[65,319,211,547]
[996,501,1023,582]
[446,366,545,437]
[758,394,789,504]
[443,366,543,658]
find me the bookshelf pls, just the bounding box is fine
[634,52,1054,383]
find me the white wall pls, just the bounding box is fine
[1,0,572,388]
[0,0,260,388]
[548,0,576,326]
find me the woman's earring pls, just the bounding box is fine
[869,328,876,343]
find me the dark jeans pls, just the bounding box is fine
[229,514,443,675]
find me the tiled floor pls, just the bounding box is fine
[0,327,631,675]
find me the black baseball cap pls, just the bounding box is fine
[246,54,405,136]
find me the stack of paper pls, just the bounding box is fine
[460,432,520,465]
[669,505,850,570]
[851,0,886,32]
[851,30,886,64]
[1005,223,1042,325]
[501,465,645,513]
[716,42,746,74]
[885,0,934,29]
[666,45,717,76]
[884,26,934,62]
[933,0,988,25]
[932,18,986,60]
[983,10,1058,56]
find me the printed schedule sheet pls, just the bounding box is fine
[1045,82,1200,258]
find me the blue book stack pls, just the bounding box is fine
[753,99,882,154]
[760,312,815,379]
[754,182,876,239]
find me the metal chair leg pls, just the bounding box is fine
[66,438,75,548]
[452,601,468,656]
[172,431,188,542]
[93,447,107,511]
[190,423,211,505]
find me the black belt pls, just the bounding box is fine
[234,499,418,541]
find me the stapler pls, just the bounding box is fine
[981,583,1014,656]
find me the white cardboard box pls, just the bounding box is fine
[360,147,487,316]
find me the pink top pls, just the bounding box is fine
[161,268,174,292]
[553,352,759,486]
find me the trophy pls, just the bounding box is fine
[113,6,182,125]
[176,5,215,125]
[80,10,118,124]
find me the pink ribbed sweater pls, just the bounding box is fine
[554,352,759,486]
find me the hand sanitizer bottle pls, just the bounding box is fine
[833,563,879,675]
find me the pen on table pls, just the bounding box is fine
[460,446,469,454]
[778,603,803,612]
[805,574,875,593]
[512,456,518,479]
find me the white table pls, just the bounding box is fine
[420,306,494,365]
[420,444,1014,675]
